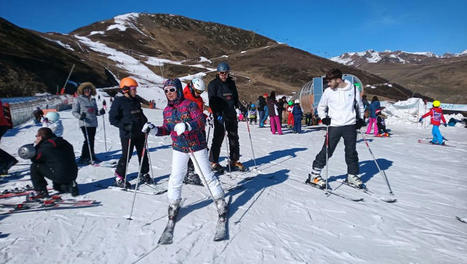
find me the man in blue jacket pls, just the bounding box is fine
[109,77,151,188]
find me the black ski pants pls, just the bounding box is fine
[312,124,359,175]
[80,126,96,160]
[30,163,76,191]
[209,119,240,163]
[115,135,149,178]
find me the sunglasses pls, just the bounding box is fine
[35,135,40,137]
[194,89,203,94]
[218,72,228,75]
[164,88,176,93]
[129,86,137,90]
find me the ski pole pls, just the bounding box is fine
[83,124,94,165]
[127,133,148,220]
[183,135,216,203]
[206,114,212,147]
[102,115,107,152]
[324,125,329,194]
[123,137,132,188]
[145,136,155,184]
[245,119,257,168]
[223,121,232,173]
[359,130,394,195]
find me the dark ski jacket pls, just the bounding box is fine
[267,97,279,117]
[109,95,148,138]
[32,136,77,180]
[208,76,239,122]
[292,103,303,117]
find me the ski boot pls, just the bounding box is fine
[211,163,225,174]
[183,170,203,186]
[215,198,228,218]
[376,133,383,137]
[384,133,389,137]
[115,174,132,189]
[305,168,326,189]
[26,189,49,201]
[346,174,363,189]
[168,202,180,220]
[230,161,247,172]
[138,173,154,185]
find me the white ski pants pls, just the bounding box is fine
[168,149,224,205]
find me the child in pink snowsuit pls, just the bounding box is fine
[366,96,380,135]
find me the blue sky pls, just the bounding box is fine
[1,0,466,57]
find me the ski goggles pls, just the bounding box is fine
[164,87,176,93]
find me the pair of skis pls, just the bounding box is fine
[158,196,232,245]
[0,195,100,214]
[306,179,397,203]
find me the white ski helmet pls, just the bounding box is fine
[18,144,36,159]
[191,78,206,93]
[45,111,60,122]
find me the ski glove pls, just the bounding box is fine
[355,118,365,129]
[321,117,331,126]
[99,108,105,115]
[174,122,192,136]
[79,112,86,121]
[141,122,158,136]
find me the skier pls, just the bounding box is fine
[208,62,246,172]
[109,77,151,188]
[142,78,227,226]
[19,127,78,197]
[375,108,389,137]
[292,99,303,133]
[256,94,267,128]
[419,100,447,145]
[365,96,381,136]
[72,82,104,164]
[248,104,257,125]
[0,100,17,175]
[266,91,283,135]
[181,77,208,186]
[306,68,365,189]
[42,111,64,137]
[287,100,294,129]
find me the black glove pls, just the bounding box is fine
[321,117,331,126]
[123,123,132,132]
[356,118,365,129]
[79,112,86,121]
[99,108,105,115]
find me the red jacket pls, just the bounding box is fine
[0,100,13,128]
[421,107,446,126]
[183,85,204,111]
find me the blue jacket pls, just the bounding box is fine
[368,101,381,118]
[292,104,303,117]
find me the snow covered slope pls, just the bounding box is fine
[1,97,466,263]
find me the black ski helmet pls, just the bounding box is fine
[18,144,36,159]
[217,62,230,72]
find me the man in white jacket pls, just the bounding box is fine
[307,69,365,189]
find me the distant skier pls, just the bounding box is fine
[0,100,17,175]
[419,100,447,145]
[248,104,257,125]
[256,94,267,128]
[287,100,294,129]
[306,68,365,189]
[181,77,208,186]
[72,82,103,164]
[365,96,380,136]
[266,91,283,135]
[292,99,303,133]
[42,111,64,137]
[109,77,151,188]
[375,108,389,137]
[142,78,227,224]
[208,62,246,172]
[18,127,79,197]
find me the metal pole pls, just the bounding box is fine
[123,138,132,188]
[324,125,329,193]
[145,136,155,184]
[83,125,94,165]
[127,134,148,220]
[246,119,257,168]
[61,64,75,94]
[359,130,394,195]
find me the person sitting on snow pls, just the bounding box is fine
[419,100,447,145]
